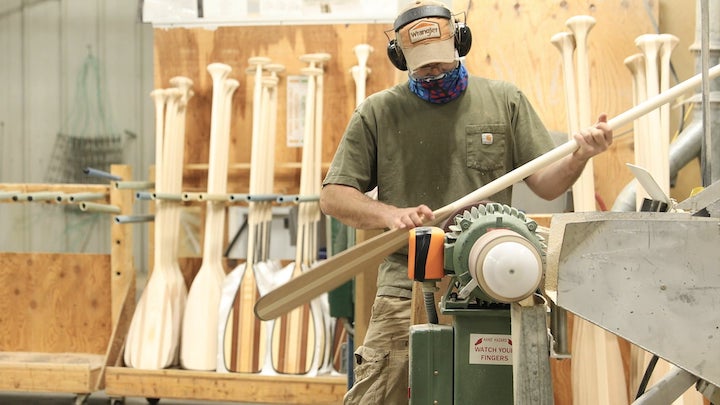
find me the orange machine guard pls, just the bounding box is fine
[408,226,446,281]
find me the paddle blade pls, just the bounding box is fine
[255,227,407,321]
[180,265,223,370]
[271,302,317,374]
[223,268,266,373]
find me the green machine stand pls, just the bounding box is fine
[408,203,547,405]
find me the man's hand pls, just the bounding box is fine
[572,113,613,162]
[382,205,435,230]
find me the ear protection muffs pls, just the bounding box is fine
[387,5,473,71]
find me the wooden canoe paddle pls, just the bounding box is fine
[125,88,181,370]
[220,56,271,373]
[250,65,298,375]
[165,76,194,366]
[180,63,235,370]
[124,88,168,367]
[270,54,330,375]
[126,78,192,369]
[255,63,720,323]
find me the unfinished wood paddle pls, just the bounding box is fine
[566,15,628,405]
[351,44,373,108]
[565,15,596,211]
[271,59,326,375]
[165,76,194,366]
[180,63,234,370]
[308,55,334,375]
[636,34,702,405]
[625,53,649,208]
[126,87,183,369]
[124,88,168,367]
[551,32,579,139]
[636,34,667,194]
[221,56,271,373]
[255,64,720,322]
[257,65,284,267]
[551,30,588,214]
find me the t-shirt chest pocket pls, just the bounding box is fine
[466,124,507,172]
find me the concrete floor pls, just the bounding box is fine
[0,391,272,404]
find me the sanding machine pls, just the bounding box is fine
[407,202,551,404]
[406,175,720,404]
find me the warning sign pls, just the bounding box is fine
[468,334,513,365]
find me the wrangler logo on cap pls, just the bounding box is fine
[408,21,442,44]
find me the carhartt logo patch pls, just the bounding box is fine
[481,133,494,145]
[408,20,442,44]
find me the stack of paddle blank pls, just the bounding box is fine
[552,16,629,405]
[269,53,332,376]
[124,77,193,370]
[180,63,238,371]
[626,34,703,405]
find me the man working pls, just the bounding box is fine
[320,1,613,403]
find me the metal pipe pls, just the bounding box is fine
[114,214,154,224]
[701,0,712,184]
[67,192,107,203]
[228,193,250,202]
[198,193,230,202]
[115,180,155,190]
[246,194,281,202]
[152,192,183,201]
[135,191,154,200]
[632,366,699,405]
[25,191,58,201]
[0,191,20,201]
[83,167,122,181]
[182,192,203,201]
[79,202,121,213]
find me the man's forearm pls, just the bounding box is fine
[525,153,589,201]
[319,184,391,230]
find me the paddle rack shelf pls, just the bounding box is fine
[0,165,136,405]
[104,368,346,404]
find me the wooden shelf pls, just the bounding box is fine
[0,165,136,401]
[104,367,346,404]
[0,352,104,394]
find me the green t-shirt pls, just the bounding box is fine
[323,75,554,298]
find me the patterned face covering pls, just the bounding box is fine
[409,64,468,104]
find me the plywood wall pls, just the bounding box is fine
[156,0,662,210]
[153,23,396,195]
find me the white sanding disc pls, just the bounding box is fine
[468,229,542,303]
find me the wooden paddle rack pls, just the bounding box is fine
[102,168,347,404]
[0,165,136,405]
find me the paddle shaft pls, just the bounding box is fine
[255,63,720,321]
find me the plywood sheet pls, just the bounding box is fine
[0,253,111,354]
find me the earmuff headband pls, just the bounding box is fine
[393,5,452,31]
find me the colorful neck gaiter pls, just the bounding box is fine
[408,64,468,104]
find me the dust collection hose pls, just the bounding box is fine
[423,284,439,325]
[408,227,446,324]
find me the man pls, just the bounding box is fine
[320,1,613,403]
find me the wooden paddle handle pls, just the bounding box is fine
[254,63,720,321]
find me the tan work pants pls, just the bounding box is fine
[344,295,411,405]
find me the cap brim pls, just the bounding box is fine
[403,37,456,73]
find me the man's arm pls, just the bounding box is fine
[319,184,434,230]
[525,113,613,200]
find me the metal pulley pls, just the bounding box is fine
[444,203,546,305]
[466,228,543,303]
